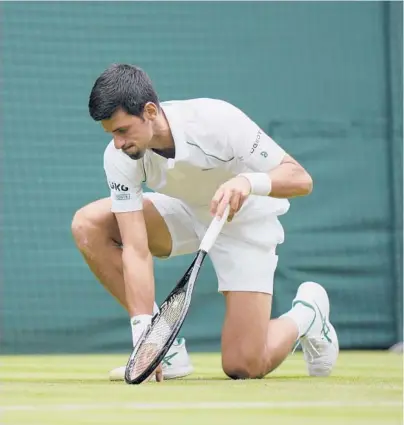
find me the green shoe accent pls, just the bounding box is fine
[292,300,317,337]
[313,301,332,343]
[162,352,179,366]
[173,337,185,346]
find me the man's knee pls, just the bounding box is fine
[71,206,95,250]
[222,350,267,380]
[71,197,171,257]
[71,199,117,250]
[221,291,272,379]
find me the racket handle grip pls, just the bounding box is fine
[199,205,230,253]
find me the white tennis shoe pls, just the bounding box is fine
[109,337,194,381]
[293,281,339,376]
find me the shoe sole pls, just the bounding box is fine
[305,321,339,377]
[109,365,194,382]
[163,365,195,380]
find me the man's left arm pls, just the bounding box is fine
[242,153,313,199]
[210,103,312,219]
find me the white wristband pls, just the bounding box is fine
[130,314,152,347]
[238,172,272,196]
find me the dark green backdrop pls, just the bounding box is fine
[1,2,402,354]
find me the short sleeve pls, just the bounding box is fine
[103,141,144,212]
[222,102,286,172]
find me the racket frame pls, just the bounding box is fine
[124,250,207,384]
[124,206,229,384]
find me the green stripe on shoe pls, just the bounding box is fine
[313,301,332,343]
[162,352,178,366]
[173,337,185,346]
[292,300,317,337]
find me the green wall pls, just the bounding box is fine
[1,2,402,353]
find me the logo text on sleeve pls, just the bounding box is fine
[109,181,129,192]
[250,130,268,158]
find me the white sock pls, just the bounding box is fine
[281,303,316,339]
[153,302,160,315]
[130,314,152,347]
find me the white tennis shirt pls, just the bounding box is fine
[104,98,290,237]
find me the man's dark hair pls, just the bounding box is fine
[88,64,159,121]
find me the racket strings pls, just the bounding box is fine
[128,290,187,380]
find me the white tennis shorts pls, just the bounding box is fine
[143,192,284,295]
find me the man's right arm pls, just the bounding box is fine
[115,210,155,318]
[103,142,155,343]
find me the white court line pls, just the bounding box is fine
[1,401,402,411]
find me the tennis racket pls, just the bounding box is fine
[124,205,230,385]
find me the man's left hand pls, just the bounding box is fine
[210,176,251,222]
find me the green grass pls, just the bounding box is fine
[1,351,402,425]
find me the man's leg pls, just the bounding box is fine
[210,234,338,379]
[221,291,299,378]
[221,284,339,379]
[71,194,198,380]
[71,197,172,309]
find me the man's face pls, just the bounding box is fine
[102,106,155,160]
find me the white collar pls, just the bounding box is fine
[160,103,189,162]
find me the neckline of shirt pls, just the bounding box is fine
[159,102,189,166]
